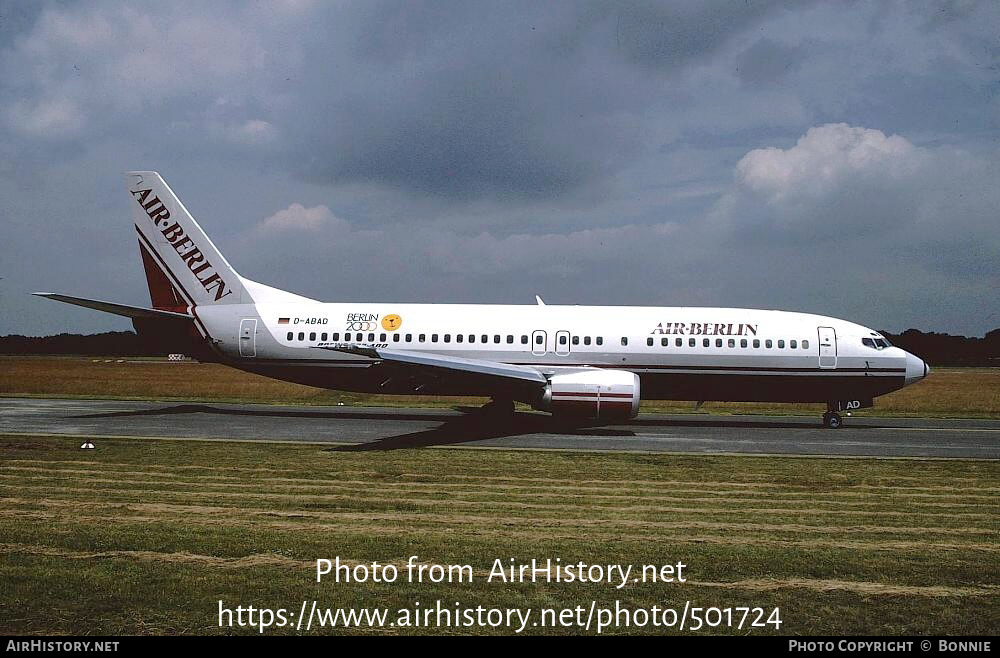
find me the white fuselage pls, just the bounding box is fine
[196,302,927,405]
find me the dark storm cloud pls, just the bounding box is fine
[0,0,998,337]
[286,0,794,199]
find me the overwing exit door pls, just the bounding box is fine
[531,330,547,356]
[554,330,571,356]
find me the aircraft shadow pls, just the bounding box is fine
[70,403,458,424]
[326,411,633,452]
[68,403,866,450]
[70,403,633,451]
[72,403,836,430]
[629,417,830,430]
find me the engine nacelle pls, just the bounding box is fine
[536,369,641,420]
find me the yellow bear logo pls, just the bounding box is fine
[381,314,402,331]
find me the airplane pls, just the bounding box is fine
[35,171,930,429]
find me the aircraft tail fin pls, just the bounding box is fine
[127,171,247,310]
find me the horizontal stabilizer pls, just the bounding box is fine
[32,293,194,320]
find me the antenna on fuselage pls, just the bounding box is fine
[535,295,546,306]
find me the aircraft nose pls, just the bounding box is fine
[904,351,929,385]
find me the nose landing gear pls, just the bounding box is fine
[822,411,843,429]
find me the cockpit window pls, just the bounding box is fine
[863,337,890,350]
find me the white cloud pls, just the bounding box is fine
[707,123,1000,290]
[257,203,346,232]
[735,123,922,202]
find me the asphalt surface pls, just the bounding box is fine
[1,396,998,458]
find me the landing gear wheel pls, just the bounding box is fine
[822,411,843,429]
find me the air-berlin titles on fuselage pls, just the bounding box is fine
[131,188,233,301]
[651,322,758,336]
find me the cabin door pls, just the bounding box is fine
[239,319,257,358]
[817,326,837,369]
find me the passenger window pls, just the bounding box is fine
[522,335,529,344]
[753,339,760,348]
[444,334,451,343]
[456,334,463,343]
[535,335,543,345]
[308,332,315,341]
[790,340,797,349]
[356,333,363,341]
[647,337,653,346]
[689,338,696,347]
[621,337,629,346]
[419,334,426,342]
[432,334,438,342]
[559,335,567,345]
[572,336,580,345]
[298,332,305,341]
[777,340,785,348]
[380,333,386,342]
[507,335,514,344]
[740,339,747,348]
[703,338,710,347]
[405,333,411,342]
[596,337,603,346]
[661,337,668,347]
[286,332,293,341]
[321,333,328,341]
[802,340,809,349]
[481,335,488,343]
[715,338,722,347]
[393,334,400,342]
[765,340,773,348]
[368,333,374,342]
[332,333,339,341]
[584,336,591,345]
[676,338,683,347]
[728,339,735,348]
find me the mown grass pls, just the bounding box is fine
[2,356,998,417]
[1,435,996,635]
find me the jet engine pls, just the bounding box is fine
[536,369,641,420]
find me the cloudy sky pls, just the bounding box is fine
[1,0,998,337]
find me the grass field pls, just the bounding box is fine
[2,356,999,417]
[1,435,997,635]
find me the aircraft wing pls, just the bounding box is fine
[328,345,548,388]
[32,293,193,320]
